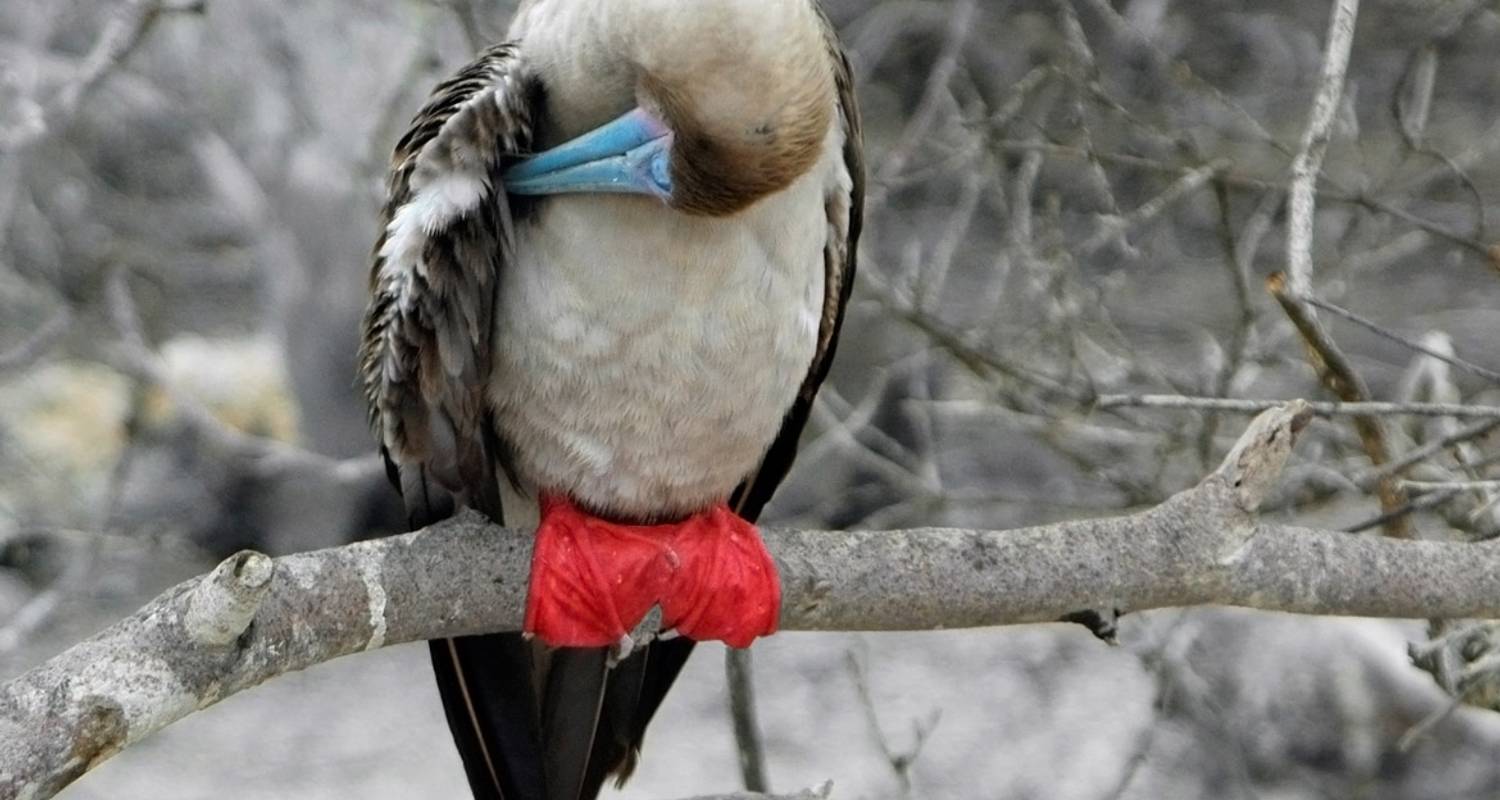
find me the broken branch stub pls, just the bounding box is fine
[183,551,274,646]
[1209,399,1313,512]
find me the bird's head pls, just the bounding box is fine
[504,0,837,216]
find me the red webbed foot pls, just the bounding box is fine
[523,496,780,649]
[655,504,779,647]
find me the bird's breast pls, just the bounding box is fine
[488,168,828,521]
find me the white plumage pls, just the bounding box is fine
[489,122,845,519]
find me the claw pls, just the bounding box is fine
[610,633,637,666]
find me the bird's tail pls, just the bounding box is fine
[429,633,548,799]
[429,628,694,800]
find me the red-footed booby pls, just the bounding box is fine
[358,1,863,797]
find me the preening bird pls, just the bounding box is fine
[358,1,862,797]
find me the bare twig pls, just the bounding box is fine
[679,788,832,800]
[869,0,977,194]
[980,139,1492,256]
[101,268,382,485]
[1078,161,1227,257]
[845,648,938,798]
[1344,487,1463,534]
[3,0,206,154]
[1269,273,1412,536]
[1301,295,1500,385]
[726,649,771,793]
[1402,480,1500,493]
[1284,0,1359,295]
[1351,419,1500,489]
[1096,394,1500,419]
[1262,0,1414,535]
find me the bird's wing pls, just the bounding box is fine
[360,42,534,522]
[361,44,605,800]
[729,11,865,521]
[583,14,867,797]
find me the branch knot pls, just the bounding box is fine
[183,550,274,647]
[1209,400,1313,512]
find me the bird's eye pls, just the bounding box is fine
[648,146,673,195]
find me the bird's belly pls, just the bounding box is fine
[489,189,825,521]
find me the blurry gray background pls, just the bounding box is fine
[5,0,1500,797]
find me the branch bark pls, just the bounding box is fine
[4,402,1500,799]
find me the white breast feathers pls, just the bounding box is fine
[487,134,842,521]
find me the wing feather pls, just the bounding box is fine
[359,43,535,501]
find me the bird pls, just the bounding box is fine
[357,1,863,798]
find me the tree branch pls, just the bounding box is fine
[5,402,1500,799]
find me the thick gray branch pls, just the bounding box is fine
[3,404,1499,799]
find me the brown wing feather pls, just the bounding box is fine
[359,43,535,504]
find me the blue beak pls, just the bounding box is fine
[503,108,674,201]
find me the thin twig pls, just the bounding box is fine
[870,0,977,192]
[1266,0,1415,535]
[3,0,205,154]
[1344,488,1462,534]
[844,647,939,798]
[725,648,771,793]
[1352,419,1500,489]
[1269,273,1412,536]
[1097,394,1500,419]
[1285,0,1360,294]
[1078,161,1227,257]
[980,139,1492,256]
[1302,296,1500,385]
[102,267,382,484]
[1402,480,1500,493]
[1050,0,1127,245]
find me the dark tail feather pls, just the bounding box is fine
[580,646,649,796]
[579,637,697,797]
[430,634,546,800]
[540,648,610,800]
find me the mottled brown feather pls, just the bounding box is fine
[358,43,535,495]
